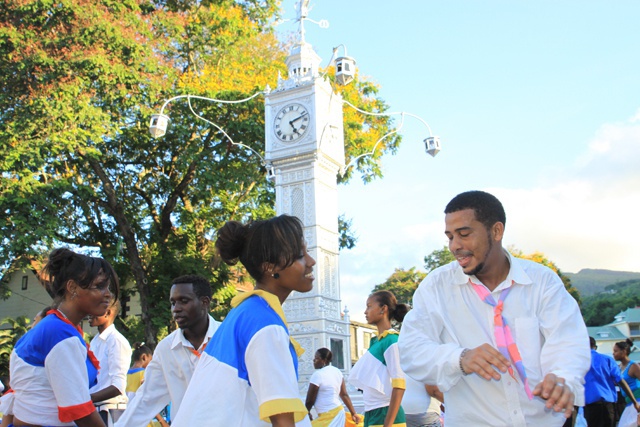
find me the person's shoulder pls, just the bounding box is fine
[422,261,461,287]
[111,326,131,345]
[513,256,559,280]
[233,294,283,328]
[328,365,343,379]
[155,328,182,352]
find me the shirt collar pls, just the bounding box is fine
[231,289,305,357]
[377,329,399,340]
[171,314,217,351]
[97,323,116,340]
[453,249,534,289]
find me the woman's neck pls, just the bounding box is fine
[56,301,84,326]
[255,283,289,304]
[375,319,391,335]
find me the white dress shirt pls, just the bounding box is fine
[114,314,220,427]
[90,323,132,408]
[398,251,590,427]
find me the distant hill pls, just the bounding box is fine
[580,279,640,326]
[566,269,640,296]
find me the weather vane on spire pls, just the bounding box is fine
[296,0,310,42]
[295,0,328,43]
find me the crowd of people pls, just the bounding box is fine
[0,190,639,427]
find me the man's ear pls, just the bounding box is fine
[200,296,211,310]
[491,221,504,241]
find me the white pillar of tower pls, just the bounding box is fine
[264,26,351,391]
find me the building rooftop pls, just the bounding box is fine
[587,325,627,340]
[611,307,640,324]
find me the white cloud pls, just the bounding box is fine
[337,111,640,322]
[496,112,640,273]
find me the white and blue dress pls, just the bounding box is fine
[172,290,311,426]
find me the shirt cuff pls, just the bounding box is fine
[391,378,406,390]
[58,400,96,422]
[259,398,308,423]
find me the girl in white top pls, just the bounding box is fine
[10,248,120,427]
[305,348,360,426]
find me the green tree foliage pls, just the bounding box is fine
[580,280,640,326]
[373,247,581,312]
[509,248,581,306]
[338,215,357,250]
[0,0,401,343]
[424,245,455,273]
[373,267,426,305]
[0,316,30,377]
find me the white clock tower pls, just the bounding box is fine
[264,3,351,391]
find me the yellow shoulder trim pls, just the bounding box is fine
[231,290,304,357]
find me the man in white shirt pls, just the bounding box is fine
[398,190,590,427]
[115,275,220,427]
[89,300,132,425]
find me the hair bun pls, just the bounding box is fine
[45,248,75,277]
[215,221,248,265]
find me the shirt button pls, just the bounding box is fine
[513,410,517,415]
[507,381,512,386]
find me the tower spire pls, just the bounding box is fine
[284,0,320,86]
[297,0,310,43]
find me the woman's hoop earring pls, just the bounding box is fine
[272,273,280,279]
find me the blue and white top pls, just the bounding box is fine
[172,290,311,426]
[10,311,99,426]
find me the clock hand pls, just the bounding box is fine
[289,112,308,124]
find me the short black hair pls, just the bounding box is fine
[171,275,212,299]
[445,190,506,230]
[316,347,333,363]
[132,342,153,361]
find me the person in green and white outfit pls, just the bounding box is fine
[349,291,409,427]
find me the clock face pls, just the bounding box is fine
[273,103,310,143]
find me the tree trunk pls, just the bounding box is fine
[86,157,158,344]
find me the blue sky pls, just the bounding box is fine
[279,1,640,320]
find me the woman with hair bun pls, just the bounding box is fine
[10,248,119,427]
[349,290,409,427]
[614,338,640,427]
[172,215,316,427]
[305,348,361,426]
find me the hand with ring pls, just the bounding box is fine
[532,373,574,418]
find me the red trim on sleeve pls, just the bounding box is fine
[58,400,96,422]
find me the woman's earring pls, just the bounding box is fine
[272,273,280,279]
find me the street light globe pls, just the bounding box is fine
[424,136,441,157]
[335,56,356,86]
[149,114,170,138]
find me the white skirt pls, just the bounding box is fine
[618,404,639,427]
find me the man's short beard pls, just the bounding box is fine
[465,231,493,277]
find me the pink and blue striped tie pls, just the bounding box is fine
[469,279,533,400]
